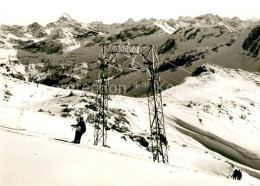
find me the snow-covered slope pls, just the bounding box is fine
[0,129,253,186]
[0,37,28,80]
[0,64,260,185]
[154,20,177,34]
[162,64,260,170]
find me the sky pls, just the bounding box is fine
[0,0,259,26]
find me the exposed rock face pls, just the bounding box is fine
[195,13,222,25]
[242,26,260,58]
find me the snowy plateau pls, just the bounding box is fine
[0,63,260,185]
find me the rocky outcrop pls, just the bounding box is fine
[242,26,260,58]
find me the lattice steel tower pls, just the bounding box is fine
[94,42,168,163]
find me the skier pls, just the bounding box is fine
[232,169,238,180]
[71,116,86,144]
[237,170,242,180]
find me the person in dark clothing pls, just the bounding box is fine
[232,169,242,180]
[237,170,242,180]
[232,169,238,180]
[71,116,86,144]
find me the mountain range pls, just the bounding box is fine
[0,13,259,96]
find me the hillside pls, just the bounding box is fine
[1,64,260,185]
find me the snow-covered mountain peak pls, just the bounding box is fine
[58,12,74,22]
[137,18,155,25]
[124,18,135,26]
[27,22,43,29]
[178,16,197,24]
[195,13,222,25]
[246,18,260,22]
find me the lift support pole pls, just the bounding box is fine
[146,47,168,163]
[94,51,109,146]
[94,43,168,163]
